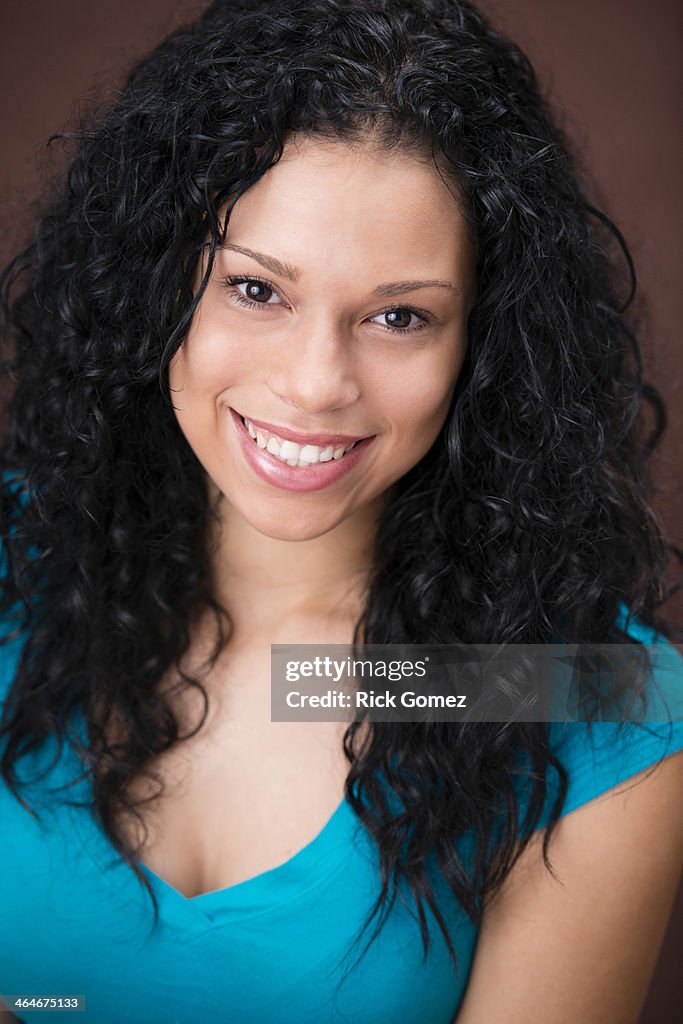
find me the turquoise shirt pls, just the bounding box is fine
[1,610,682,1023]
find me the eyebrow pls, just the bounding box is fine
[222,244,299,282]
[373,278,459,297]
[221,243,461,296]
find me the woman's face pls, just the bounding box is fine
[170,135,476,542]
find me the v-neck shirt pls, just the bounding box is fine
[1,612,682,1022]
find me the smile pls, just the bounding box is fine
[229,408,376,493]
[241,415,360,468]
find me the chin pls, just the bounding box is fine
[250,515,340,543]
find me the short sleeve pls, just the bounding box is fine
[532,612,683,831]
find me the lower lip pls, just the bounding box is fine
[229,408,375,493]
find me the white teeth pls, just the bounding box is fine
[279,440,300,461]
[241,416,360,468]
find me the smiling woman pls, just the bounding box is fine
[171,137,474,529]
[1,1,683,1023]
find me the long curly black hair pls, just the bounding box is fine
[1,0,680,985]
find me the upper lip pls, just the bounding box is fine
[234,409,370,447]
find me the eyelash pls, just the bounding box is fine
[221,275,433,335]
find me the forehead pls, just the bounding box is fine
[223,134,472,273]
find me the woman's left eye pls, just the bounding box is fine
[371,309,429,333]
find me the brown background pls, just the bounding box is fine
[0,1,681,1020]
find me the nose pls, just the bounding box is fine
[267,313,361,416]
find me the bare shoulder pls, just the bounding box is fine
[455,749,683,1024]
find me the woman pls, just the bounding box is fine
[1,1,682,1021]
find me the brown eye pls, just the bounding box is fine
[370,306,432,335]
[223,276,283,309]
[384,309,413,329]
[243,280,273,302]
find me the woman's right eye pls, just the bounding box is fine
[222,276,284,308]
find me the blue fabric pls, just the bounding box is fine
[1,607,682,1023]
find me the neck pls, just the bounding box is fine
[205,486,391,644]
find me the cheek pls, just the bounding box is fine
[170,322,246,398]
[388,349,465,440]
[168,334,236,449]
